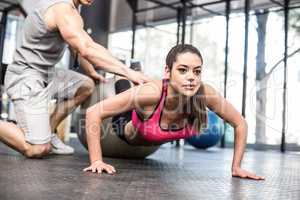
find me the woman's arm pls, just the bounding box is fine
[203,84,264,180]
[84,81,161,174]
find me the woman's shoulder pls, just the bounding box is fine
[200,83,223,107]
[138,79,163,93]
[201,82,218,95]
[133,79,163,105]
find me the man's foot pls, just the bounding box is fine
[50,134,74,155]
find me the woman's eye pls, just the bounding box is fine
[178,68,187,73]
[194,70,201,75]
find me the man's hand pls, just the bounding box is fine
[232,167,265,180]
[127,70,151,85]
[88,71,107,83]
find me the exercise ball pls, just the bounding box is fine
[185,111,224,149]
[76,75,160,159]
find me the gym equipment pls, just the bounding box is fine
[77,76,160,159]
[186,111,224,149]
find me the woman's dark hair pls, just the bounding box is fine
[166,44,203,69]
[166,44,207,134]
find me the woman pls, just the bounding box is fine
[84,44,264,180]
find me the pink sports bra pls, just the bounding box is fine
[132,79,198,143]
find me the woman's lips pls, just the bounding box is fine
[182,85,195,90]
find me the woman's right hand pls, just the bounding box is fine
[83,160,116,175]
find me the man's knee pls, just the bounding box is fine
[24,143,52,158]
[81,77,95,96]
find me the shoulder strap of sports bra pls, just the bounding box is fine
[162,79,168,93]
[154,79,168,113]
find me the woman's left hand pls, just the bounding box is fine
[232,167,265,180]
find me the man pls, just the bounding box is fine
[0,0,149,157]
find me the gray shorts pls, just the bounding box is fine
[5,68,90,144]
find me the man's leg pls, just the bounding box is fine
[11,95,54,157]
[2,71,53,158]
[50,78,94,132]
[48,69,95,154]
[0,122,51,157]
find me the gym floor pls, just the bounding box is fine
[0,139,299,200]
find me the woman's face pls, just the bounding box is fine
[166,52,202,97]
